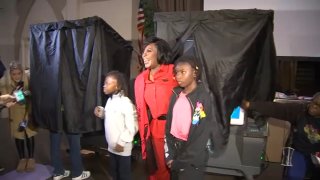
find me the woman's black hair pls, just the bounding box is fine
[105,70,129,96]
[174,56,202,80]
[144,36,172,65]
[313,92,320,100]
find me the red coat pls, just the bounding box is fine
[134,64,177,159]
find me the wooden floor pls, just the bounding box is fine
[0,117,285,180]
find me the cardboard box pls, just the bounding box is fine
[265,118,291,162]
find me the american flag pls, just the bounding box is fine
[137,0,145,33]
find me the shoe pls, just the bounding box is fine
[16,158,27,172]
[53,170,70,180]
[25,158,36,172]
[72,171,91,180]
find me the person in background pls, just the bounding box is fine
[0,94,16,173]
[241,92,320,180]
[0,59,13,173]
[134,37,177,180]
[164,56,214,180]
[50,130,91,179]
[3,61,37,172]
[94,70,138,180]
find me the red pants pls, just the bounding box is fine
[148,137,170,180]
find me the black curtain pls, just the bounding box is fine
[154,9,276,146]
[154,0,203,12]
[30,16,132,133]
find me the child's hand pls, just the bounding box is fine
[167,160,173,168]
[94,106,105,118]
[241,100,250,110]
[114,143,124,152]
[5,101,16,108]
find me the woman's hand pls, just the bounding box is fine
[94,106,105,119]
[5,102,16,108]
[0,94,16,104]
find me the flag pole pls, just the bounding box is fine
[137,0,145,72]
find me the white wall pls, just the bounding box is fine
[21,0,58,68]
[0,0,139,66]
[78,0,136,40]
[0,0,17,64]
[204,0,320,57]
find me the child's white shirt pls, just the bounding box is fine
[104,93,138,156]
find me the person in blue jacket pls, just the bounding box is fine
[242,92,320,180]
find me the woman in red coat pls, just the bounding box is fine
[135,37,177,180]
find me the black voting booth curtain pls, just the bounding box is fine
[29,16,132,133]
[154,9,276,142]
